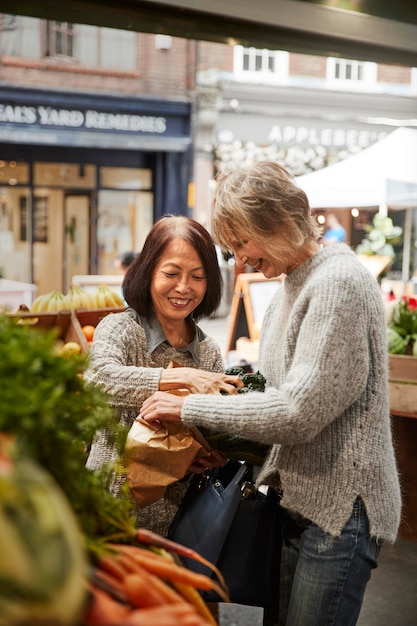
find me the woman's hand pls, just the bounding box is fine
[159,367,244,395]
[188,449,227,475]
[140,391,185,424]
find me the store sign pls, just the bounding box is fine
[268,124,385,149]
[0,104,167,134]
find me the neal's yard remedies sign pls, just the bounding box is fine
[0,91,191,150]
[0,104,167,134]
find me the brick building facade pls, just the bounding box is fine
[0,13,416,296]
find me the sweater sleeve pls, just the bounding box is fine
[84,312,162,412]
[182,261,383,447]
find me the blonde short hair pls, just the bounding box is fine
[210,161,322,253]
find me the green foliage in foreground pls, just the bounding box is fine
[0,314,135,544]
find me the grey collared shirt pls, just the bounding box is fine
[138,313,206,366]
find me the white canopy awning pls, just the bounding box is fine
[296,128,417,210]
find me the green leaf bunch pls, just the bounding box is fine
[388,296,417,354]
[200,366,270,465]
[0,314,135,543]
[356,213,402,258]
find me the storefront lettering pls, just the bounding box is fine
[38,106,84,127]
[0,103,167,134]
[0,104,37,124]
[268,125,384,148]
[85,110,166,133]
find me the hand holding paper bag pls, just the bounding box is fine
[125,415,210,508]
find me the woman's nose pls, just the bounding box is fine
[233,251,247,268]
[175,276,191,291]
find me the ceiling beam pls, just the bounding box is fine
[3,0,417,66]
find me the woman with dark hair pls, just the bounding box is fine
[85,214,242,536]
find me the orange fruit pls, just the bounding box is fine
[82,324,95,341]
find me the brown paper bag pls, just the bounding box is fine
[125,416,211,508]
[125,361,211,507]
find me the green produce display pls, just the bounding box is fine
[387,327,408,355]
[0,437,87,626]
[0,314,133,538]
[387,296,417,355]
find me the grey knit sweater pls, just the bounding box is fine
[182,244,402,543]
[84,308,224,537]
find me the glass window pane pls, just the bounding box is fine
[97,190,153,274]
[243,51,250,71]
[34,162,96,188]
[0,186,32,287]
[100,167,152,190]
[0,160,29,185]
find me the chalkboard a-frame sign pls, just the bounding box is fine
[225,272,283,355]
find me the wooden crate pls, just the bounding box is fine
[388,355,417,417]
[7,310,87,351]
[72,307,125,351]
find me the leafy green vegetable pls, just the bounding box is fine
[387,296,417,354]
[0,314,135,545]
[200,366,270,466]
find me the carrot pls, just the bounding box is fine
[114,545,230,603]
[97,553,130,581]
[113,551,187,605]
[83,583,131,626]
[124,571,183,608]
[91,566,127,603]
[135,527,227,591]
[171,581,218,625]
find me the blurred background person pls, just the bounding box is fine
[322,213,346,246]
[114,250,138,274]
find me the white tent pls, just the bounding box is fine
[296,127,417,210]
[296,128,417,281]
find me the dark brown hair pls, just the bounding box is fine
[122,215,222,321]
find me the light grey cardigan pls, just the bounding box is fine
[182,244,402,543]
[84,309,224,537]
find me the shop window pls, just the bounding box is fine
[20,196,48,243]
[233,46,289,83]
[100,167,152,190]
[33,162,95,188]
[0,185,32,284]
[97,189,153,275]
[0,160,29,185]
[45,21,75,58]
[326,58,377,90]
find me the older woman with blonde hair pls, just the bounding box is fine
[140,162,401,626]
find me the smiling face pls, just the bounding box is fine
[226,228,296,278]
[150,238,208,325]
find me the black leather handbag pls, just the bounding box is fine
[168,459,282,608]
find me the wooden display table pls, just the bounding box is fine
[388,355,417,542]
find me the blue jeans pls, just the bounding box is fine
[277,497,382,626]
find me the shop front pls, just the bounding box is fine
[0,86,191,296]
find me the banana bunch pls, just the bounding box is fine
[30,285,124,313]
[95,284,125,308]
[66,285,97,310]
[30,290,71,313]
